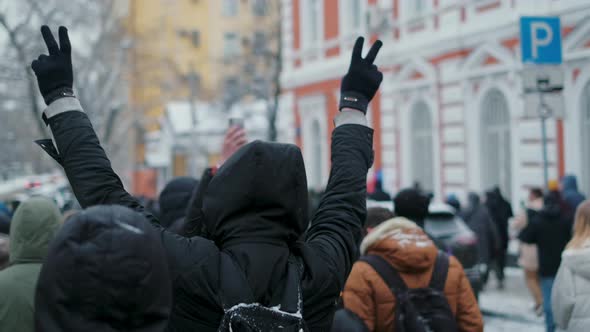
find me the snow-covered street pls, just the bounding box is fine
[480,267,545,332]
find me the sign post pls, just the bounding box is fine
[520,16,563,187]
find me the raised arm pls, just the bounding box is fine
[30,26,215,277]
[31,26,151,221]
[305,37,383,288]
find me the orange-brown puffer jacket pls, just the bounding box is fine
[342,217,483,332]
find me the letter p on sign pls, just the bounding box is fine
[520,17,562,65]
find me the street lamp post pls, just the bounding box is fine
[535,77,563,187]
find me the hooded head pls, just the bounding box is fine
[158,177,198,228]
[202,141,308,247]
[9,197,61,264]
[361,217,437,272]
[446,193,461,212]
[561,175,579,192]
[35,205,171,331]
[393,188,431,227]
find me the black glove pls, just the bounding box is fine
[339,37,383,114]
[31,26,74,105]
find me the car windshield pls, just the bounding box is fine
[424,214,464,238]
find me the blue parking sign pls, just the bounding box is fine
[520,17,562,64]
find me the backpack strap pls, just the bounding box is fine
[219,253,257,310]
[358,255,408,291]
[428,251,450,292]
[219,253,304,314]
[273,255,304,314]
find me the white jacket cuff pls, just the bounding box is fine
[44,97,83,119]
[334,110,369,128]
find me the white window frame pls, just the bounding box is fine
[222,0,239,17]
[409,101,435,192]
[298,94,328,190]
[405,0,430,19]
[339,0,366,39]
[223,32,240,58]
[480,88,512,198]
[300,0,324,53]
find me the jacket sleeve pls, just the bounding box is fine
[518,210,538,244]
[552,264,575,330]
[451,258,484,332]
[305,110,374,289]
[38,99,213,278]
[342,262,377,332]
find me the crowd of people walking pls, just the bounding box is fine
[0,24,588,332]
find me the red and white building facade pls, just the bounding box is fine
[278,0,590,204]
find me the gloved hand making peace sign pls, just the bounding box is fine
[31,26,74,105]
[339,37,383,114]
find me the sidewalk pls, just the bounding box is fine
[480,267,545,332]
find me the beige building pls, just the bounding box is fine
[127,0,279,131]
[126,0,279,188]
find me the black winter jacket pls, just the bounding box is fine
[38,102,373,331]
[519,196,572,277]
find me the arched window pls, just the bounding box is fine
[581,81,590,195]
[310,120,322,189]
[481,89,512,197]
[410,101,434,192]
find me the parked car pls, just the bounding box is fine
[425,203,482,298]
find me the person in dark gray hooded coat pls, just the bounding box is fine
[460,192,501,285]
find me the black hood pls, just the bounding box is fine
[35,205,171,332]
[202,140,309,247]
[158,177,198,228]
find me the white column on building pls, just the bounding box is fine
[410,101,435,192]
[581,81,590,195]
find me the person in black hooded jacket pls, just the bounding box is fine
[35,205,172,331]
[30,25,382,331]
[460,192,501,285]
[519,192,572,332]
[485,187,513,288]
[158,176,198,233]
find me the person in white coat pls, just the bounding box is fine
[552,199,590,331]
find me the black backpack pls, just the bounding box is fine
[217,255,308,332]
[359,251,458,332]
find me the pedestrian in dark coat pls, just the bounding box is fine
[368,177,391,202]
[35,205,172,331]
[460,192,501,284]
[31,27,382,331]
[446,193,461,213]
[561,175,586,212]
[519,193,573,332]
[485,187,513,287]
[158,176,198,234]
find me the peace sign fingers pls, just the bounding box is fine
[41,25,59,56]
